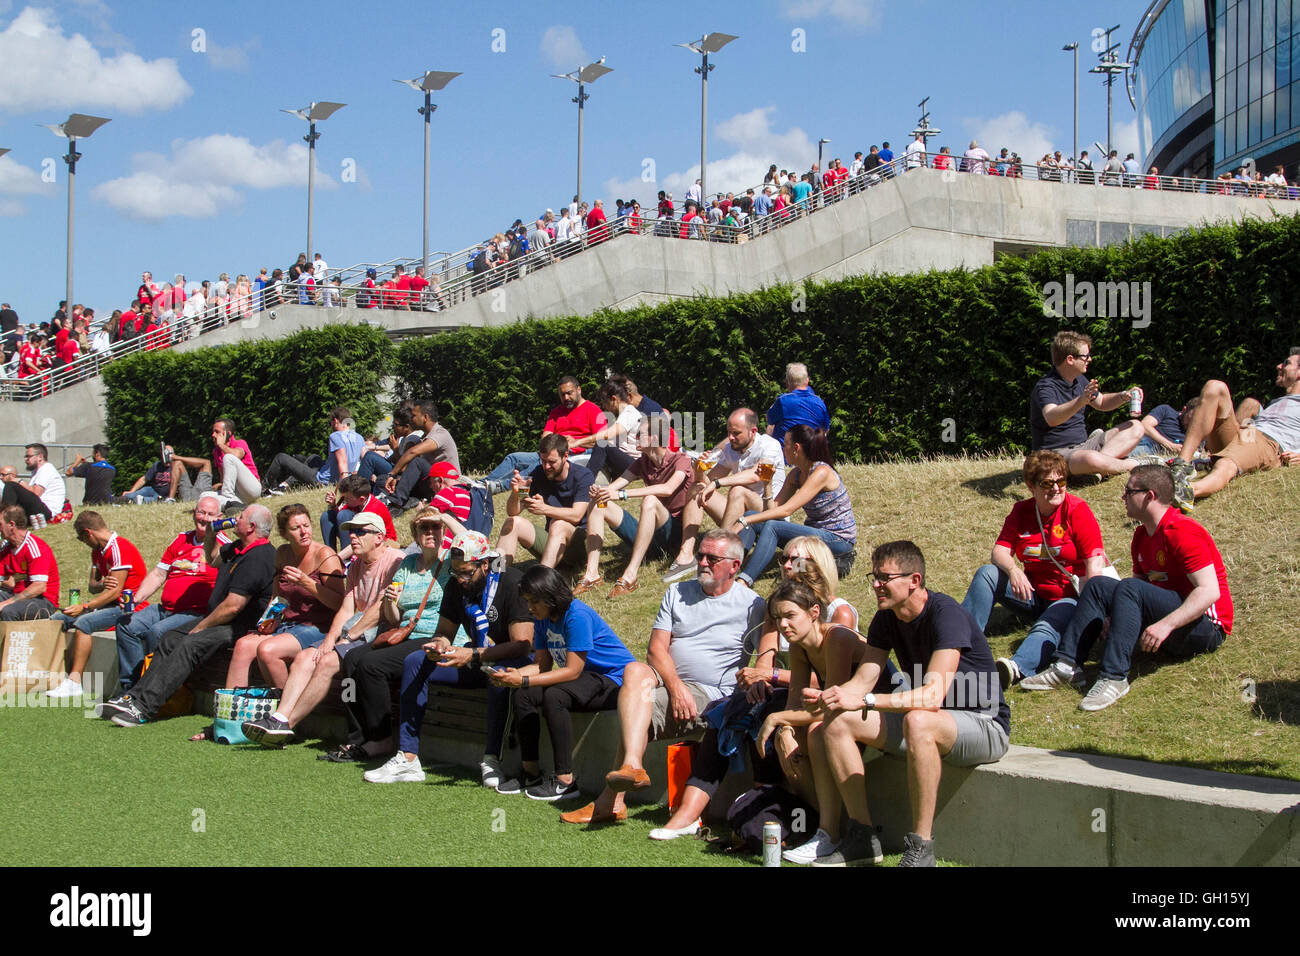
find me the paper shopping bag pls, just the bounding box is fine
[0,620,68,694]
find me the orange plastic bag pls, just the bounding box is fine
[666,741,698,811]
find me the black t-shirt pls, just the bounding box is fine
[863,153,882,172]
[440,563,531,647]
[0,309,18,333]
[866,591,1009,734]
[1029,368,1088,450]
[73,460,116,504]
[210,540,276,635]
[527,462,595,530]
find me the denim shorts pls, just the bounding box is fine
[276,622,328,650]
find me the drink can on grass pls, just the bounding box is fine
[762,820,782,867]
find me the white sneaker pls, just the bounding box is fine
[479,755,504,789]
[45,678,84,699]
[363,753,426,783]
[648,819,701,841]
[782,827,836,865]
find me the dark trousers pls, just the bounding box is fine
[265,453,318,489]
[1055,576,1226,681]
[390,458,432,507]
[128,624,234,718]
[341,639,422,745]
[513,670,621,774]
[1,483,51,520]
[397,648,529,757]
[0,590,55,621]
[584,444,636,482]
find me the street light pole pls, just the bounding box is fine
[397,71,461,276]
[552,59,612,210]
[1063,42,1079,173]
[41,114,110,320]
[677,33,737,205]
[1088,25,1131,157]
[281,101,346,263]
[818,138,830,170]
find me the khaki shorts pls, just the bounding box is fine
[1056,429,1106,456]
[647,668,714,739]
[881,709,1009,767]
[1208,420,1281,476]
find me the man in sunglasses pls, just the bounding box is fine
[562,529,765,826]
[1021,464,1231,711]
[1029,330,1143,477]
[804,540,1008,867]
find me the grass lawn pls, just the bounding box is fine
[3,455,1296,865]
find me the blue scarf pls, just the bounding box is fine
[463,567,502,649]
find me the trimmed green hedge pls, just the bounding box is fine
[394,214,1300,471]
[103,325,394,488]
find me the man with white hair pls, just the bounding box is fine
[96,504,277,726]
[963,140,990,175]
[766,363,831,444]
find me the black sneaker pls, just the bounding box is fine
[96,694,148,726]
[524,773,579,802]
[243,715,293,748]
[811,820,884,867]
[496,774,542,796]
[898,832,937,867]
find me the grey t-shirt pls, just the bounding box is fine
[421,423,461,472]
[651,580,766,700]
[1253,393,1300,453]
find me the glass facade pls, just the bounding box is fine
[1135,0,1214,161]
[1134,0,1300,178]
[1214,0,1300,171]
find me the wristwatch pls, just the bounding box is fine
[521,675,530,689]
[864,693,877,711]
[470,650,481,668]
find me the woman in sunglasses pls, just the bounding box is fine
[959,450,1109,688]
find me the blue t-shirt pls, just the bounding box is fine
[879,147,894,164]
[1029,369,1087,450]
[1147,404,1185,444]
[528,461,595,530]
[637,395,666,417]
[766,386,831,444]
[317,428,367,484]
[534,599,635,686]
[791,181,813,204]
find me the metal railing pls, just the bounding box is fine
[16,153,1289,402]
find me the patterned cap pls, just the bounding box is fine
[448,530,491,561]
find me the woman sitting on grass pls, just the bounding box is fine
[734,425,856,586]
[489,565,635,802]
[959,449,1109,689]
[648,536,859,842]
[222,504,345,689]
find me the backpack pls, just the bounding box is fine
[465,483,495,537]
[725,785,819,854]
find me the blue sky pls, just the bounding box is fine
[0,0,1144,322]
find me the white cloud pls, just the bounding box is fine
[0,6,190,114]
[1112,118,1141,162]
[205,36,261,73]
[540,25,587,70]
[601,106,817,204]
[0,154,49,196]
[782,0,883,29]
[965,110,1058,163]
[0,198,25,216]
[91,134,331,220]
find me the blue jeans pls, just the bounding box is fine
[959,564,1077,677]
[739,517,853,585]
[611,509,680,558]
[53,605,128,637]
[1054,576,1226,681]
[398,648,530,757]
[124,487,161,504]
[358,451,393,486]
[114,605,203,691]
[321,507,356,551]
[486,451,540,485]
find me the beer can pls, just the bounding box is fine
[762,820,782,867]
[1129,387,1142,417]
[212,516,239,531]
[32,513,45,530]
[121,589,134,613]
[69,588,81,605]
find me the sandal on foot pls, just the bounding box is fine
[608,579,639,600]
[572,577,602,596]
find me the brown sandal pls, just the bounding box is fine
[572,577,602,596]
[608,579,639,600]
